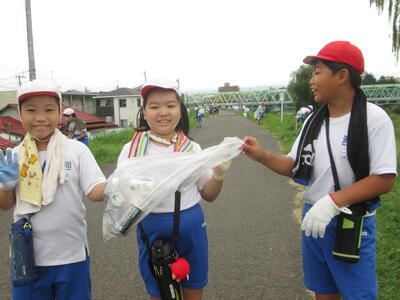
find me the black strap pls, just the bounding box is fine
[325,116,341,192]
[138,191,181,251]
[172,191,181,242]
[325,116,368,213]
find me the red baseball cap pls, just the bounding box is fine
[303,41,364,74]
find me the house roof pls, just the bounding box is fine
[1,104,118,130]
[0,136,17,150]
[0,116,26,136]
[94,86,141,97]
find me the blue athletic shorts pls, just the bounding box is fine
[12,254,92,300]
[136,203,208,298]
[302,203,377,299]
[72,134,88,146]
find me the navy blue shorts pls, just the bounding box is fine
[136,204,208,298]
[302,203,377,299]
[12,255,91,300]
[72,134,88,146]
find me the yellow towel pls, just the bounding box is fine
[18,133,43,207]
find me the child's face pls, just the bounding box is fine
[20,96,60,141]
[143,90,181,138]
[310,61,339,103]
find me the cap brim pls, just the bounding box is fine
[19,91,60,102]
[141,84,178,98]
[303,56,316,64]
[303,54,341,65]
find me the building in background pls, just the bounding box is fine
[218,82,240,93]
[0,90,97,115]
[0,104,118,149]
[93,86,142,128]
[0,116,26,144]
[62,90,98,115]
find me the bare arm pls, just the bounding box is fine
[199,177,224,202]
[87,182,106,202]
[242,136,295,176]
[0,189,15,211]
[74,131,87,141]
[332,174,395,207]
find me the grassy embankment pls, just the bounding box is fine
[251,110,399,300]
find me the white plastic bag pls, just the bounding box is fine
[103,136,243,241]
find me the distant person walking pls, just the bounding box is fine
[63,108,89,146]
[255,102,266,125]
[243,105,250,120]
[295,105,313,129]
[196,107,205,128]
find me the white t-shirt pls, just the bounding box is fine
[288,102,397,205]
[243,107,250,113]
[117,140,212,213]
[13,140,106,266]
[297,107,311,117]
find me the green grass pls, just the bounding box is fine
[254,110,400,300]
[89,129,135,164]
[90,111,201,164]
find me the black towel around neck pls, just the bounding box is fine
[291,88,379,205]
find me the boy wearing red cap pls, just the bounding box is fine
[0,79,106,299]
[242,41,396,299]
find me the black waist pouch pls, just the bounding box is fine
[332,205,367,264]
[9,218,38,286]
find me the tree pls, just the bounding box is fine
[287,65,314,110]
[362,72,378,85]
[377,75,398,84]
[370,0,400,59]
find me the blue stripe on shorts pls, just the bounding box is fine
[136,203,208,298]
[302,203,377,299]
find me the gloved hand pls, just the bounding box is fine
[0,148,19,191]
[301,194,352,238]
[212,159,232,180]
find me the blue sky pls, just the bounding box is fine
[0,0,399,93]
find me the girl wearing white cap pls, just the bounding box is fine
[116,80,231,300]
[0,79,106,300]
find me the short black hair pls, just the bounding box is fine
[136,87,190,136]
[311,58,361,89]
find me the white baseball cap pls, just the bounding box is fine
[141,79,180,99]
[17,79,61,103]
[63,108,75,115]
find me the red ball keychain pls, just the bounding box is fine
[171,257,190,281]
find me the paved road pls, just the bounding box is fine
[0,111,310,300]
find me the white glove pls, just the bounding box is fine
[212,160,232,180]
[301,194,352,238]
[0,149,19,191]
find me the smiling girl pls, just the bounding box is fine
[116,80,231,300]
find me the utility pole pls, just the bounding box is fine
[143,71,147,82]
[25,0,36,81]
[16,75,25,86]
